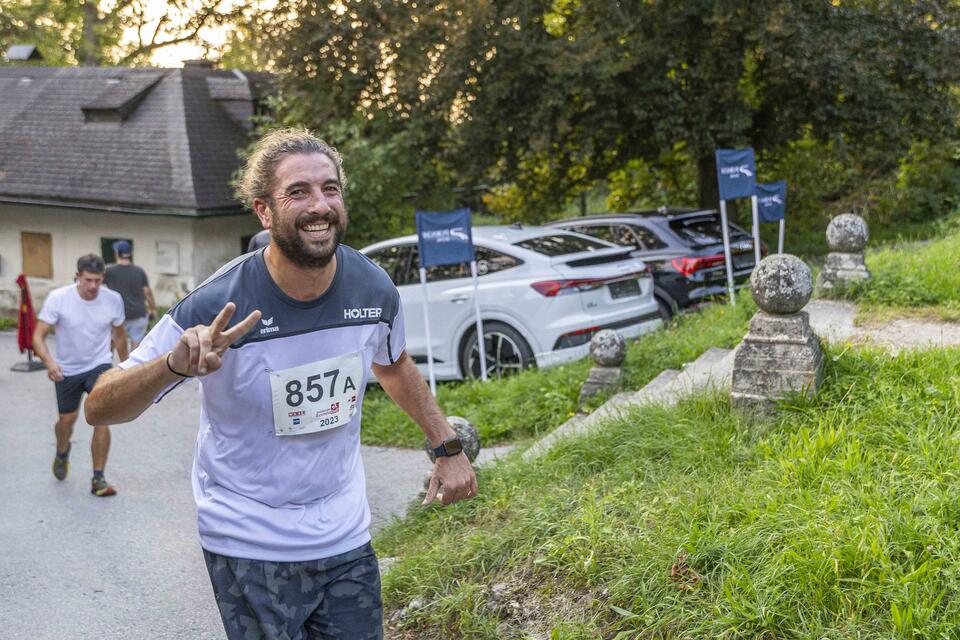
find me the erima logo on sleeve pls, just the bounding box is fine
[260,316,279,334]
[344,307,382,320]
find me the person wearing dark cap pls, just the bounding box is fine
[105,240,157,350]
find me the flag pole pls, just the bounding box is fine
[419,267,437,396]
[778,219,786,255]
[719,200,736,306]
[469,260,488,381]
[750,195,762,266]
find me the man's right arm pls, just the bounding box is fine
[85,356,182,424]
[32,320,63,382]
[85,301,261,426]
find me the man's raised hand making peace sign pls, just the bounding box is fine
[84,301,261,425]
[166,302,261,377]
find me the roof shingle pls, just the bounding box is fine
[0,65,271,216]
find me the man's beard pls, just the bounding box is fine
[271,212,346,269]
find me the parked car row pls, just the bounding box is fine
[546,208,762,319]
[249,210,760,382]
[360,225,663,381]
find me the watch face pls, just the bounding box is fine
[443,437,463,455]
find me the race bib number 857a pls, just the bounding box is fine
[269,352,361,436]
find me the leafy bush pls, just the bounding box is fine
[606,143,698,212]
[884,140,960,223]
[756,133,856,255]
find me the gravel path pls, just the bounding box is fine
[806,299,960,353]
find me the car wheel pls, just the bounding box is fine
[460,321,534,380]
[656,296,674,322]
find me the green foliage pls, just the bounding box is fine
[887,141,960,223]
[753,134,856,255]
[361,294,754,448]
[605,143,698,212]
[271,0,960,235]
[0,0,238,67]
[377,346,960,638]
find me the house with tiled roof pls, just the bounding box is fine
[0,61,272,313]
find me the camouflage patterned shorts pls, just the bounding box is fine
[202,542,383,640]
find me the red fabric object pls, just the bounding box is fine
[15,274,37,354]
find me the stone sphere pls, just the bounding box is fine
[589,329,626,366]
[826,213,869,252]
[750,254,813,314]
[425,415,481,463]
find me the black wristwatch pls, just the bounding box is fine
[432,436,463,458]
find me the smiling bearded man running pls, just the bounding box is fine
[85,128,477,640]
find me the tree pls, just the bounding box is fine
[0,0,239,66]
[271,0,960,220]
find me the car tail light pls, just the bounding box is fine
[530,279,606,297]
[554,325,602,349]
[530,270,650,297]
[670,255,725,277]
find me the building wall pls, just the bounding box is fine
[0,202,257,316]
[192,214,262,284]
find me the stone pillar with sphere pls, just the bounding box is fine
[731,254,823,412]
[816,213,871,292]
[578,329,626,405]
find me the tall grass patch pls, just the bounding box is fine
[361,296,754,447]
[834,224,960,321]
[377,346,960,638]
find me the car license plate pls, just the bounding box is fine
[609,278,640,299]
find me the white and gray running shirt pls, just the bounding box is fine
[119,245,405,562]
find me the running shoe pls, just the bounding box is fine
[52,453,69,481]
[91,476,117,497]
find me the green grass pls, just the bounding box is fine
[376,345,960,639]
[360,296,755,448]
[827,220,960,322]
[0,317,16,331]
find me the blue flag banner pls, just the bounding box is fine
[416,208,474,268]
[756,180,787,223]
[715,147,757,200]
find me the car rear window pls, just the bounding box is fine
[513,234,608,256]
[669,215,750,246]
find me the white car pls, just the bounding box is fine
[360,225,662,380]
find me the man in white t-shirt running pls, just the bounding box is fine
[85,128,477,639]
[34,254,128,497]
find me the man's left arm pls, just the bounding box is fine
[112,324,129,362]
[372,352,477,506]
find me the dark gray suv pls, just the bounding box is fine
[547,209,762,319]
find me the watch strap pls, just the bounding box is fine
[432,436,463,458]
